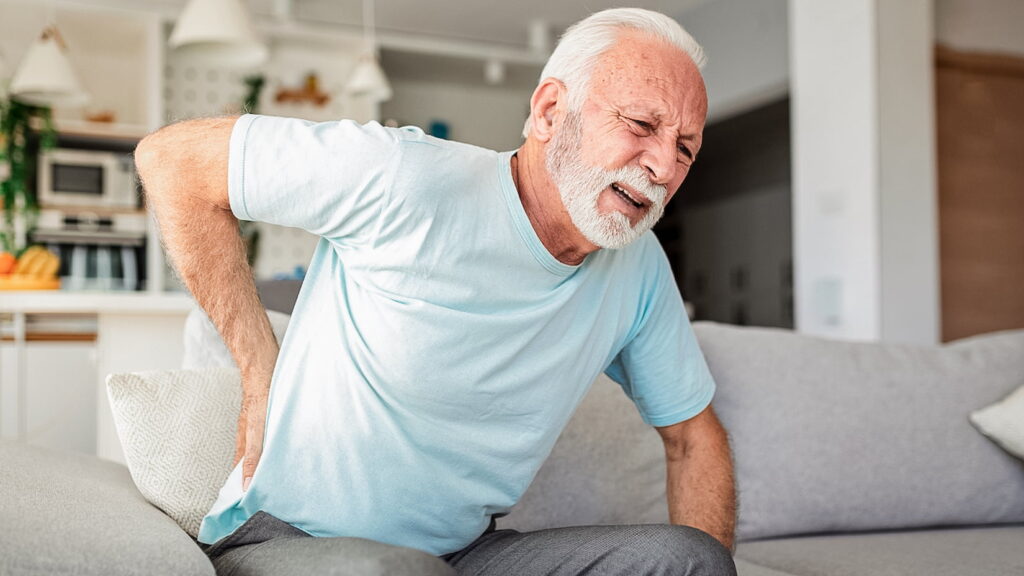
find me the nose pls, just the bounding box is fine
[640,133,678,186]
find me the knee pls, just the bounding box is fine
[636,525,736,576]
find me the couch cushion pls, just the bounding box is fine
[106,368,241,538]
[696,322,1024,541]
[735,525,1024,576]
[0,440,214,576]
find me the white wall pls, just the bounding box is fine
[677,0,789,122]
[935,0,1024,56]
[789,0,938,343]
[381,78,532,152]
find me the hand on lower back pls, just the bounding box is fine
[234,385,269,492]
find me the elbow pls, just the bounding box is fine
[133,131,159,176]
[134,117,236,211]
[134,129,175,203]
[659,406,731,462]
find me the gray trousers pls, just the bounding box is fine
[201,511,737,576]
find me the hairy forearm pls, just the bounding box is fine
[136,119,279,383]
[157,197,278,379]
[664,417,737,551]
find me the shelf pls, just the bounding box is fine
[50,119,151,142]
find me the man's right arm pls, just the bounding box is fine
[135,117,277,491]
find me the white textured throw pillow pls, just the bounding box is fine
[971,384,1024,460]
[106,368,241,538]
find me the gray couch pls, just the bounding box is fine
[505,323,1024,576]
[2,306,1023,575]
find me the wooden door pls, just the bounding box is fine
[936,47,1024,341]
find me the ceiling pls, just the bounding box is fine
[48,0,720,87]
[301,0,715,47]
[149,0,717,49]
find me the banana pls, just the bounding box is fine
[12,246,43,275]
[11,247,60,278]
[38,252,61,279]
[25,251,50,277]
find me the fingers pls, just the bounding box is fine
[233,406,247,467]
[241,402,266,492]
[242,442,262,491]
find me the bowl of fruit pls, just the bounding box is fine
[0,246,61,290]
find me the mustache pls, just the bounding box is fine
[605,166,668,206]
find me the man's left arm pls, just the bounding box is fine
[656,405,736,552]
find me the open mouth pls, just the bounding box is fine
[611,183,645,209]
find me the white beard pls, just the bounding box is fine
[546,111,668,250]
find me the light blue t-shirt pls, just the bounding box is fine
[197,114,715,555]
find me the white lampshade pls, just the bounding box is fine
[346,54,392,102]
[169,0,268,68]
[9,26,89,107]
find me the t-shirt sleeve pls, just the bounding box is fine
[604,247,715,428]
[227,114,400,244]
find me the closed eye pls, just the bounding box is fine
[627,117,654,133]
[678,144,694,162]
[630,117,655,130]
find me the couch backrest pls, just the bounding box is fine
[506,322,1024,542]
[698,323,1024,540]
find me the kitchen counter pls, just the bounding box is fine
[0,291,194,315]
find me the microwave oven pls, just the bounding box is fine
[38,148,139,209]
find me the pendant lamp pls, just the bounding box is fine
[9,25,88,107]
[346,0,391,102]
[169,0,268,68]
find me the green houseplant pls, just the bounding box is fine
[0,95,57,254]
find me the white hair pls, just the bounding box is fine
[523,8,706,138]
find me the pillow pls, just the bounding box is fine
[971,384,1024,460]
[694,322,1024,542]
[106,368,241,538]
[0,440,215,575]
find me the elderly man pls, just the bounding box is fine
[136,7,736,576]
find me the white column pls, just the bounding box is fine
[877,0,940,345]
[789,0,938,343]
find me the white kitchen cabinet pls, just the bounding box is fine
[0,340,97,454]
[0,293,193,461]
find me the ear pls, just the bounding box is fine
[528,78,567,143]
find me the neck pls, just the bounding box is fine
[513,138,600,266]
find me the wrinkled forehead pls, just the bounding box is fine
[587,31,708,120]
